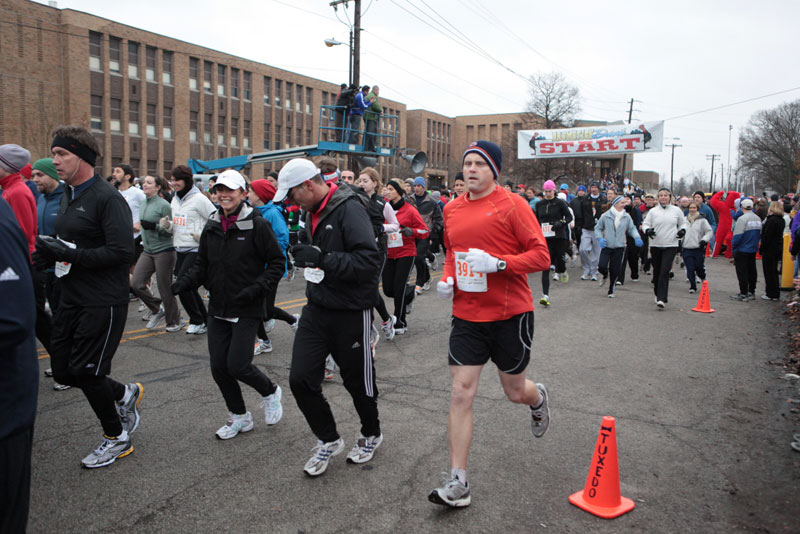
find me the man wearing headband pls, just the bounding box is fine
[33,125,142,469]
[429,141,551,508]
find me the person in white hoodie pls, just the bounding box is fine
[162,165,217,334]
[680,202,714,294]
[641,188,688,309]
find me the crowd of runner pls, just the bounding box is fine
[2,129,800,530]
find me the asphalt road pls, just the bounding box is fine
[29,256,800,533]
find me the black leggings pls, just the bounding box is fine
[375,250,391,322]
[382,256,415,329]
[541,238,567,295]
[208,316,277,415]
[174,252,207,326]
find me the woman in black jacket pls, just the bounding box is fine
[172,170,286,440]
[759,201,786,301]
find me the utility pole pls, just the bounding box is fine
[706,154,720,192]
[330,0,361,87]
[726,124,733,190]
[620,98,635,179]
[667,142,682,192]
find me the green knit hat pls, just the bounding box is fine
[32,158,59,181]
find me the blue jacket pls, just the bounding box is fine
[256,202,290,274]
[349,91,371,116]
[731,211,761,254]
[37,184,64,237]
[594,208,639,248]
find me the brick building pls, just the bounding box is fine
[1,0,635,187]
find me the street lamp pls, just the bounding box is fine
[323,34,353,87]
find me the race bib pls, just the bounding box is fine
[387,231,403,248]
[541,223,555,238]
[455,251,487,292]
[54,238,77,278]
[172,212,187,233]
[304,267,325,284]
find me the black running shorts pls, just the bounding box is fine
[50,304,128,376]
[448,311,533,375]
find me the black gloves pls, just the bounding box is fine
[31,250,54,270]
[35,235,74,262]
[233,285,262,306]
[698,240,707,250]
[140,219,157,230]
[645,228,656,239]
[171,278,189,295]
[677,229,686,239]
[552,221,565,232]
[292,245,324,268]
[400,227,414,237]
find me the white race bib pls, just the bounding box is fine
[172,212,187,233]
[304,267,325,284]
[541,223,555,238]
[387,231,403,248]
[455,251,488,292]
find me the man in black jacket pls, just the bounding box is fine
[274,158,382,477]
[32,125,142,469]
[0,196,37,532]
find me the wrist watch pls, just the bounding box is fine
[497,259,507,272]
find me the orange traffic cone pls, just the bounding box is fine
[705,242,711,258]
[691,280,715,313]
[569,416,635,519]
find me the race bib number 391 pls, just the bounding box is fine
[455,251,488,292]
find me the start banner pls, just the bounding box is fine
[518,121,664,159]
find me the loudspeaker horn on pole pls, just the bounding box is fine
[354,155,378,170]
[401,151,427,174]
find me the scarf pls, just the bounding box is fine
[390,197,405,211]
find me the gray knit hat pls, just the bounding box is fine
[0,144,31,174]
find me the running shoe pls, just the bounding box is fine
[304,437,345,477]
[560,272,569,283]
[370,325,380,355]
[608,292,615,298]
[261,385,283,425]
[264,319,276,333]
[552,272,559,281]
[394,327,408,335]
[689,289,696,294]
[745,292,755,301]
[729,293,747,301]
[118,383,144,435]
[656,300,665,309]
[186,323,197,334]
[194,324,208,335]
[422,281,431,291]
[530,383,550,438]
[137,301,147,312]
[406,301,414,315]
[761,294,778,301]
[631,276,639,283]
[81,433,133,469]
[591,275,598,281]
[580,274,590,281]
[539,295,550,307]
[44,367,53,377]
[415,285,422,296]
[216,412,254,440]
[431,255,440,271]
[286,267,296,282]
[146,307,165,329]
[254,339,273,355]
[324,369,335,380]
[141,308,154,321]
[428,474,471,508]
[381,315,397,341]
[291,314,301,332]
[165,318,186,332]
[346,434,383,464]
[53,383,71,391]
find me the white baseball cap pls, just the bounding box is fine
[212,169,247,192]
[273,158,320,202]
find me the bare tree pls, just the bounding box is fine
[514,72,583,186]
[738,99,800,194]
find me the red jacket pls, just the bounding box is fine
[387,201,428,259]
[0,171,37,258]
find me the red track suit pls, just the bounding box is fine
[442,185,550,321]
[709,190,740,258]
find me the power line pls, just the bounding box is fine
[665,86,800,121]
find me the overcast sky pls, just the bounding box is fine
[40,0,800,187]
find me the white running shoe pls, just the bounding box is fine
[81,433,133,469]
[304,437,345,476]
[346,434,383,464]
[146,307,165,329]
[381,315,396,341]
[422,281,431,291]
[166,318,186,332]
[141,308,154,321]
[290,314,301,333]
[216,412,254,440]
[429,474,471,508]
[539,295,550,307]
[264,319,276,333]
[552,272,559,281]
[261,385,283,425]
[254,339,273,355]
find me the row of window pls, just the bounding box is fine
[260,125,313,151]
[188,58,253,100]
[90,32,173,84]
[91,96,173,139]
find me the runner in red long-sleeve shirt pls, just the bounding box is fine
[428,140,551,509]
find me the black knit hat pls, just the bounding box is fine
[463,140,501,178]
